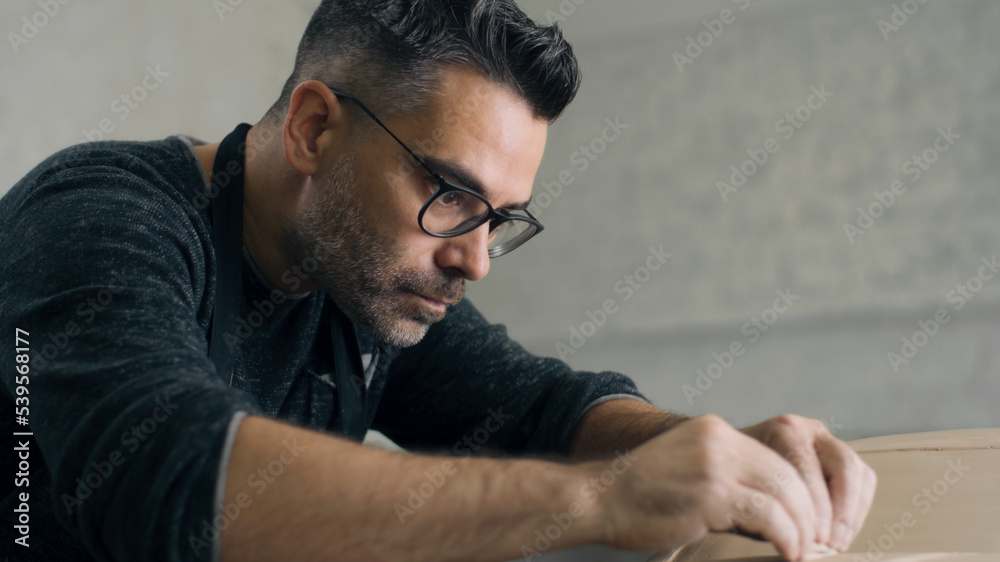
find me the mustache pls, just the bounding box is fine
[398,272,465,305]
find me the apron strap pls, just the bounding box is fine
[207,123,367,440]
[208,123,251,385]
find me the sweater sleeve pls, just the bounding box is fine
[0,148,258,561]
[372,298,647,457]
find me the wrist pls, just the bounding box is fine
[562,457,632,547]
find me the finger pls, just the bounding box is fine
[689,417,816,557]
[740,415,832,546]
[788,442,834,545]
[819,438,875,550]
[847,463,878,547]
[719,483,803,561]
[731,435,817,557]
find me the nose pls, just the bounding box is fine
[434,223,491,281]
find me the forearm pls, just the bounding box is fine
[221,416,609,562]
[568,399,689,460]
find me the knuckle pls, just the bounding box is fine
[768,416,801,442]
[692,414,732,438]
[773,414,817,438]
[773,413,802,427]
[840,450,866,473]
[776,413,828,436]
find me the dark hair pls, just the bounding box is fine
[261,0,581,127]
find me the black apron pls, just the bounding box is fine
[208,123,367,441]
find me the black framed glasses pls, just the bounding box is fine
[327,87,543,258]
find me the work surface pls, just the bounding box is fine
[649,429,1000,562]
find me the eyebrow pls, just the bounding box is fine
[420,155,533,212]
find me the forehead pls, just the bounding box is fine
[399,66,548,209]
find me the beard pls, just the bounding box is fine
[280,152,465,347]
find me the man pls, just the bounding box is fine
[0,1,875,561]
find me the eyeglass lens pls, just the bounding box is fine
[421,187,536,256]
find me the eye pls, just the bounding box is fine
[435,190,467,208]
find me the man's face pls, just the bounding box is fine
[282,67,548,347]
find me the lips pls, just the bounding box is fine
[400,276,464,309]
[412,292,456,308]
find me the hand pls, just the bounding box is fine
[740,414,877,551]
[599,415,823,560]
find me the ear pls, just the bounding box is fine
[282,80,348,176]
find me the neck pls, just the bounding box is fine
[193,125,317,294]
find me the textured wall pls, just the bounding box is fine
[477,0,1000,441]
[2,1,997,560]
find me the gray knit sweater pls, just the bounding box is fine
[0,135,644,561]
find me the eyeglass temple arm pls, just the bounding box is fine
[331,86,541,231]
[328,88,444,182]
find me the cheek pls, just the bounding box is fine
[354,155,423,224]
[349,149,448,264]
[356,171,439,259]
[391,216,442,267]
[378,185,426,243]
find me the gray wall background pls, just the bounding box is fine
[485,0,999,442]
[2,1,997,560]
